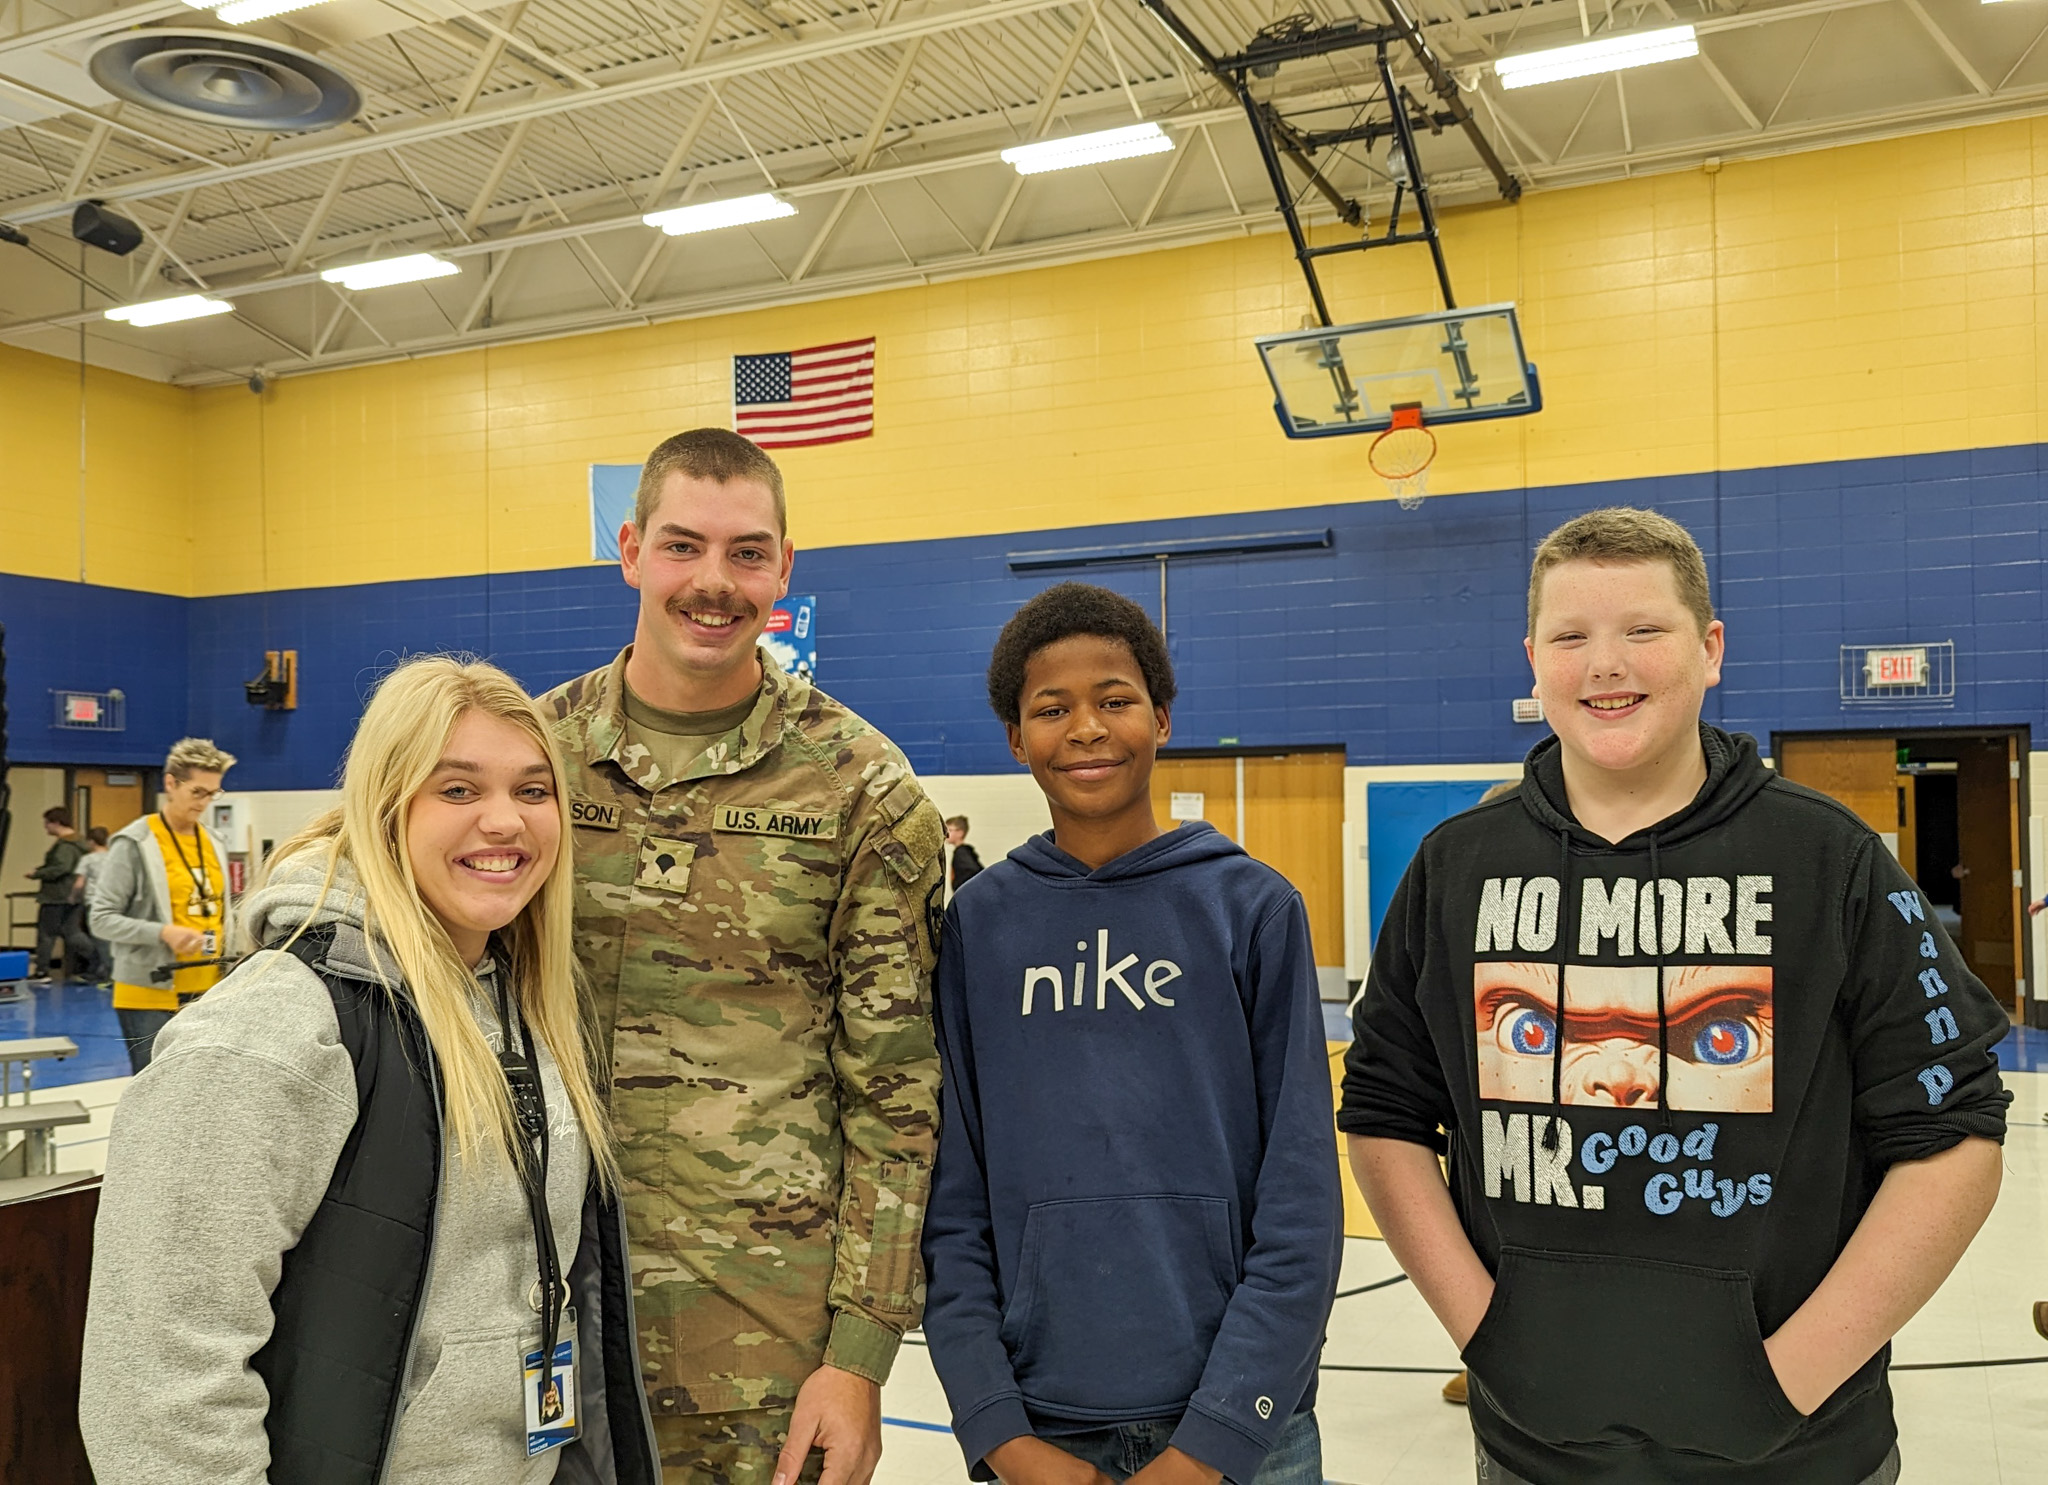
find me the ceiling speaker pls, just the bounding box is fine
[72,202,143,256]
[85,29,361,133]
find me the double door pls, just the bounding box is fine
[1148,750,1345,984]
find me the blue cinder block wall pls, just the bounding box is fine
[4,443,2044,790]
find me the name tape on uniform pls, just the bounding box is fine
[572,798,622,830]
[714,805,836,840]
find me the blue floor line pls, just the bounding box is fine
[882,1416,953,1434]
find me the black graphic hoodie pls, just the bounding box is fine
[1339,726,2009,1484]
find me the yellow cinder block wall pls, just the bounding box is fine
[7,115,2048,599]
[0,343,197,594]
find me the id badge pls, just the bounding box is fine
[521,1308,578,1457]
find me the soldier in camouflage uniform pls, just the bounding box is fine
[544,429,942,1485]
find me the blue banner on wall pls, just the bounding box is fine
[590,464,639,561]
[763,596,816,681]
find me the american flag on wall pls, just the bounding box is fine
[732,337,875,448]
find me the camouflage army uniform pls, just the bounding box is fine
[544,648,943,1481]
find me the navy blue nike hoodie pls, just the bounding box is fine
[1340,726,2010,1484]
[922,822,1343,1483]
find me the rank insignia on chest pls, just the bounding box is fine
[636,836,695,894]
[571,797,623,831]
[713,805,837,840]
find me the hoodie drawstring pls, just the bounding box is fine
[1650,832,1672,1130]
[1549,827,1570,1124]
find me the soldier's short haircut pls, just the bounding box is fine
[635,428,787,537]
[986,581,1177,727]
[1528,506,1713,638]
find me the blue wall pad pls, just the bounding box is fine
[1366,782,1494,947]
[5,440,2047,790]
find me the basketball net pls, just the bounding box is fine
[1369,403,1437,511]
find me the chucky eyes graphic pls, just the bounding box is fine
[1473,962,1773,1113]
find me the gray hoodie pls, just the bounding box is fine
[80,852,591,1485]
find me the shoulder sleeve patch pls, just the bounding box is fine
[886,798,944,879]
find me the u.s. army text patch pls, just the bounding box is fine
[713,805,837,840]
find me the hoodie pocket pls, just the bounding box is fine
[1002,1195,1237,1416]
[1462,1247,1804,1464]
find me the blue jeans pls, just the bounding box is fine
[1054,1409,1321,1484]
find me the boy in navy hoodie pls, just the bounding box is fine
[1341,508,2009,1484]
[922,583,1342,1485]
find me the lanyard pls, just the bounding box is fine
[158,814,217,916]
[494,972,563,1371]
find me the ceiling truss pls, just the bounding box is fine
[0,0,2041,386]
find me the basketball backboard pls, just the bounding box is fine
[1254,303,1541,440]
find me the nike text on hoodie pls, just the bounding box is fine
[921,823,1344,1484]
[1340,726,2010,1485]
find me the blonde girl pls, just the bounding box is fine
[81,656,659,1485]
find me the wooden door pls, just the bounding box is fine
[1778,737,1899,835]
[1149,757,1240,844]
[69,768,145,836]
[1954,737,2022,1016]
[1244,754,1346,971]
[1151,753,1346,973]
[1894,770,1918,879]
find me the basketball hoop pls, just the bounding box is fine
[1369,402,1436,510]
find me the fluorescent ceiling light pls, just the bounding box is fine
[206,0,338,24]
[105,294,235,327]
[1001,123,1175,175]
[321,253,461,290]
[642,193,797,236]
[1494,25,1699,89]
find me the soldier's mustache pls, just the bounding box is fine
[670,595,755,619]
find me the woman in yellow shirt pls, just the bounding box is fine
[88,738,237,1072]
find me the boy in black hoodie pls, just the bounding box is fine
[1340,508,2008,1484]
[922,584,1342,1485]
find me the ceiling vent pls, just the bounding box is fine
[84,29,361,132]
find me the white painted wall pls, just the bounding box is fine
[919,771,1047,867]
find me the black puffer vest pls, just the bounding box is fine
[249,925,660,1485]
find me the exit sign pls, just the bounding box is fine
[1864,648,1928,687]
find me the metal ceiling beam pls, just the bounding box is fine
[0,1,185,59]
[978,11,1098,254]
[791,35,925,282]
[1371,0,1519,201]
[158,204,1287,386]
[0,0,1085,226]
[282,157,354,275]
[464,113,540,232]
[450,0,531,116]
[1901,0,1991,97]
[0,105,1260,335]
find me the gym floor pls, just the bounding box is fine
[16,980,2046,1483]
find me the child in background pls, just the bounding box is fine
[921,582,1341,1485]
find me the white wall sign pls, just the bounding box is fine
[1169,792,1206,821]
[1511,697,1545,723]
